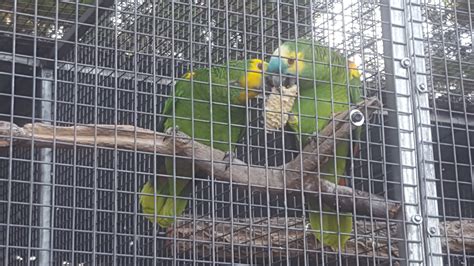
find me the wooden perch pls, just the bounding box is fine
[0,97,400,218]
[171,216,398,259]
[171,216,474,259]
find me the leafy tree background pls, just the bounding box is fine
[427,0,473,111]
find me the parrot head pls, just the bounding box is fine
[266,40,361,87]
[266,41,311,87]
[236,58,268,103]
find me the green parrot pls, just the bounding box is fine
[266,39,362,251]
[140,59,267,228]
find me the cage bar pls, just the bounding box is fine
[38,69,53,266]
[381,0,425,264]
[407,0,443,265]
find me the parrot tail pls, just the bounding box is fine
[155,178,190,228]
[139,180,166,225]
[308,203,353,251]
[139,179,190,228]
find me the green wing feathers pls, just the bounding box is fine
[310,64,361,251]
[309,206,353,251]
[139,61,254,228]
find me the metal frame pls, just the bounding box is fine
[407,0,443,265]
[38,69,53,266]
[382,0,443,264]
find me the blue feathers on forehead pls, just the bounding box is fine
[267,56,289,74]
[267,44,301,74]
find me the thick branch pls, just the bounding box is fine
[0,97,399,218]
[170,216,398,259]
[170,217,474,259]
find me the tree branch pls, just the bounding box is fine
[170,216,398,259]
[170,216,474,259]
[0,97,400,218]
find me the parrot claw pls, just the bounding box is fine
[223,151,236,171]
[165,125,180,134]
[287,113,299,129]
[307,132,319,143]
[163,126,180,141]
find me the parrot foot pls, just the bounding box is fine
[163,125,181,141]
[165,125,180,135]
[309,130,323,144]
[287,113,299,130]
[222,151,236,171]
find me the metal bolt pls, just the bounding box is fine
[350,109,365,127]
[411,214,423,225]
[428,226,437,236]
[418,83,427,92]
[400,57,411,68]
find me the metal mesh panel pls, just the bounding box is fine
[1,0,470,265]
[423,0,474,265]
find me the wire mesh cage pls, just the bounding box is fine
[0,0,472,265]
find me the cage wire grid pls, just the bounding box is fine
[0,0,472,265]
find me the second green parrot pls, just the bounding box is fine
[140,59,267,228]
[266,39,362,251]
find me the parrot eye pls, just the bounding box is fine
[287,58,295,65]
[257,62,263,70]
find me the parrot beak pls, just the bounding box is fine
[265,75,274,88]
[266,56,297,91]
[267,74,297,88]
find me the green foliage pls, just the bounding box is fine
[427,1,474,107]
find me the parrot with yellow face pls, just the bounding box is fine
[140,59,268,228]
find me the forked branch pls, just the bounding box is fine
[0,97,400,218]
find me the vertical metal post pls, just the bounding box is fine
[381,0,425,264]
[38,69,53,266]
[407,0,443,265]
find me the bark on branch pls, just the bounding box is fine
[0,97,400,218]
[171,216,474,259]
[171,216,398,259]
